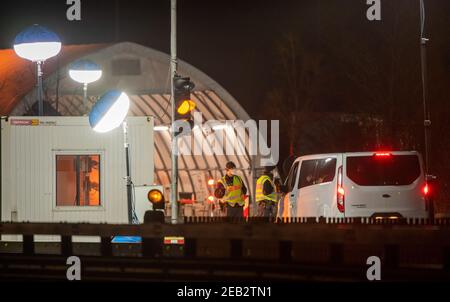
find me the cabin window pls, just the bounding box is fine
[298,160,317,189]
[56,155,101,206]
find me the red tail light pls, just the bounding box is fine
[422,183,429,196]
[373,152,392,157]
[337,166,345,213]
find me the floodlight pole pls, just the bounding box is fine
[83,83,88,114]
[36,61,44,116]
[170,0,179,224]
[123,121,134,224]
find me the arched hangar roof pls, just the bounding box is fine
[2,42,259,202]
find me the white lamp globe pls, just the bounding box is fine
[13,24,61,62]
[89,90,130,133]
[69,59,102,84]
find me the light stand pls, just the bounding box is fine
[123,121,134,224]
[36,61,44,116]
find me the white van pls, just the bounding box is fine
[279,151,429,219]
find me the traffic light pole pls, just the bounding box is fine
[170,0,179,224]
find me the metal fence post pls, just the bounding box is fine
[61,236,73,256]
[23,235,34,256]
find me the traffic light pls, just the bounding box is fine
[174,75,195,121]
[173,75,195,136]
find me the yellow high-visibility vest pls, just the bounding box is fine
[256,175,276,202]
[218,175,245,206]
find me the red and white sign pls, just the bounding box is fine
[10,119,39,126]
[164,237,185,245]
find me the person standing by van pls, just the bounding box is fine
[255,167,278,218]
[214,161,247,218]
[274,177,283,202]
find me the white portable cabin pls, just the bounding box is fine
[1,116,154,229]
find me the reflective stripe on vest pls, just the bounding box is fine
[218,175,244,206]
[256,175,276,202]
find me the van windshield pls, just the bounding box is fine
[346,154,421,186]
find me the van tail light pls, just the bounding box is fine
[422,183,429,196]
[373,152,392,157]
[337,165,345,213]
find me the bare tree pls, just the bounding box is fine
[321,0,423,150]
[262,33,321,156]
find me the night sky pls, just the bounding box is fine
[1,0,449,115]
[0,0,309,113]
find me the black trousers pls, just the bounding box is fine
[256,200,277,218]
[226,204,244,218]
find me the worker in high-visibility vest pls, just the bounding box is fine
[214,161,247,218]
[273,177,284,218]
[255,166,278,218]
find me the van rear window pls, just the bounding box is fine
[346,155,421,186]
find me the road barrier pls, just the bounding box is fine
[1,218,450,281]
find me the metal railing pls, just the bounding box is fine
[1,219,450,281]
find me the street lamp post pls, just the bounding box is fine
[419,0,436,218]
[89,90,133,223]
[69,59,103,114]
[13,24,61,116]
[419,0,431,177]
